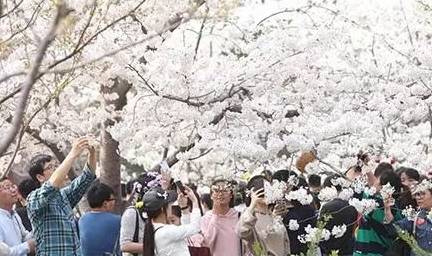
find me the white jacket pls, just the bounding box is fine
[153,208,201,256]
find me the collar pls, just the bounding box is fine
[0,208,15,217]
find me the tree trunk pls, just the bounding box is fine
[99,78,132,213]
[100,125,123,213]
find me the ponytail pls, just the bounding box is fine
[143,219,155,256]
[143,207,166,256]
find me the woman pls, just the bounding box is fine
[397,167,420,189]
[121,173,159,256]
[238,175,290,256]
[200,179,241,256]
[388,179,432,254]
[354,170,404,256]
[143,186,201,256]
[397,167,420,210]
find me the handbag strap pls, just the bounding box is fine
[238,211,244,256]
[112,230,121,256]
[131,207,143,256]
[251,226,268,256]
[412,212,418,238]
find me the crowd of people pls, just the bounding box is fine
[1,137,432,256]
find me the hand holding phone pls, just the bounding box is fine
[175,180,186,195]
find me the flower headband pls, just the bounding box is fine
[211,183,233,192]
[413,180,432,194]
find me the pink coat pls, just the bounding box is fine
[200,208,241,256]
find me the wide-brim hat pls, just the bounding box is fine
[142,187,177,212]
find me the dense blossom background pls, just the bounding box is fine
[1,0,432,185]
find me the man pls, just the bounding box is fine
[201,179,241,256]
[16,178,39,231]
[79,182,121,256]
[0,177,36,255]
[27,137,97,256]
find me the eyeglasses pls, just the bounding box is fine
[0,184,17,192]
[212,189,231,194]
[211,185,232,194]
[414,192,426,198]
[44,162,59,172]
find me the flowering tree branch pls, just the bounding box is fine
[0,2,70,157]
[1,78,73,179]
[0,0,24,19]
[149,104,242,173]
[0,0,45,44]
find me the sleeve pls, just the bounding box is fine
[180,211,191,225]
[0,229,30,256]
[160,208,201,241]
[368,208,385,223]
[14,213,32,241]
[201,212,218,249]
[61,165,96,208]
[120,208,139,245]
[396,218,413,232]
[27,181,59,212]
[283,228,290,255]
[237,208,257,241]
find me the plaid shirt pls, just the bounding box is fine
[27,166,96,256]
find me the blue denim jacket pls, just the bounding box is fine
[397,209,432,254]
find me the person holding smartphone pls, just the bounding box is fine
[238,175,290,256]
[142,186,201,256]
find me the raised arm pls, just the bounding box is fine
[237,188,263,241]
[164,186,201,241]
[49,137,92,188]
[55,137,97,207]
[62,165,96,208]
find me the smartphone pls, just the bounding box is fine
[175,180,186,195]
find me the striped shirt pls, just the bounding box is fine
[353,194,402,256]
[27,166,96,256]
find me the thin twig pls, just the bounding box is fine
[72,0,98,53]
[2,127,25,178]
[48,0,148,70]
[399,0,414,49]
[428,106,432,140]
[187,148,213,161]
[0,87,21,106]
[371,34,378,68]
[0,0,24,19]
[1,0,45,44]
[127,64,159,96]
[256,6,310,26]
[193,7,209,61]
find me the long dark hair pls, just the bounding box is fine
[143,206,167,256]
[245,175,268,206]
